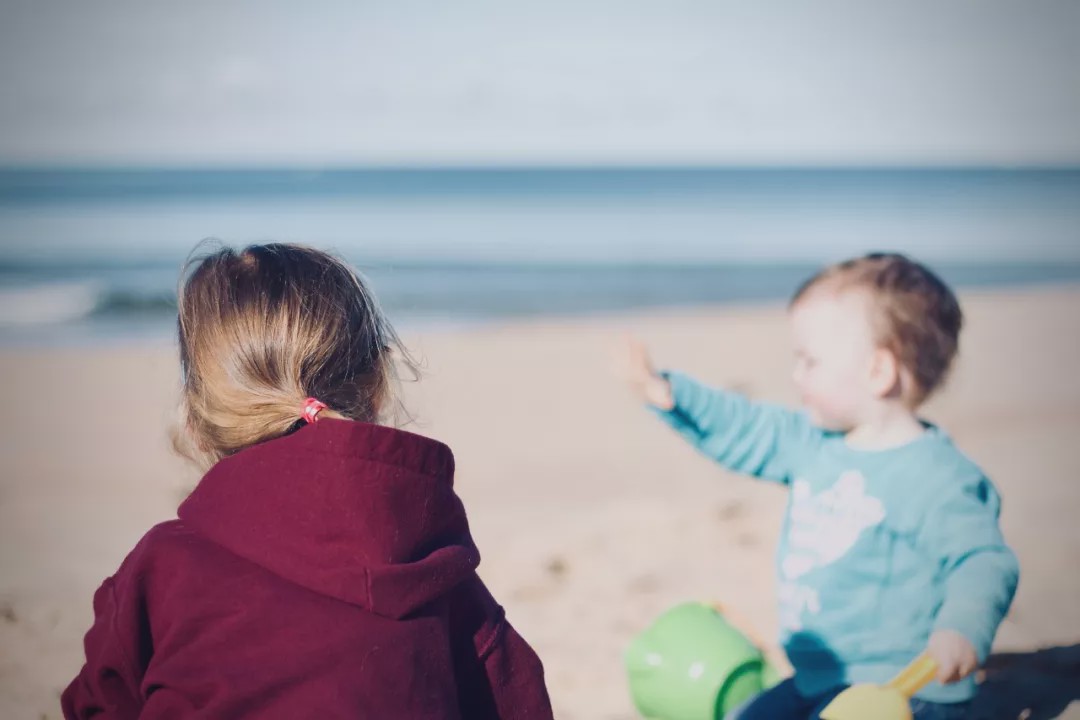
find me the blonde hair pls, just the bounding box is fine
[791,252,963,406]
[173,241,416,469]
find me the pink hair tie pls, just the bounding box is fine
[301,398,327,424]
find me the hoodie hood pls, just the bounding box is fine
[178,418,480,619]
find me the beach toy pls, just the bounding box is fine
[819,654,939,720]
[625,602,783,720]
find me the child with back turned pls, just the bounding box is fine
[63,243,553,719]
[618,253,1018,720]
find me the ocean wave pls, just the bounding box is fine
[0,281,176,327]
[0,281,105,326]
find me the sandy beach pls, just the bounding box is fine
[2,285,1079,719]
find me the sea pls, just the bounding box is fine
[1,167,1078,345]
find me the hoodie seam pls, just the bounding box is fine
[476,606,508,661]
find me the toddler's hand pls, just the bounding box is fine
[613,336,674,410]
[927,629,979,684]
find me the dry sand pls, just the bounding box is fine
[2,286,1079,719]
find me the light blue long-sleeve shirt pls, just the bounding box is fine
[652,371,1019,703]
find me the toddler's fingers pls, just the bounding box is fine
[621,335,644,362]
[616,337,647,373]
[934,657,957,684]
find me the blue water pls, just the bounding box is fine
[1,168,1079,344]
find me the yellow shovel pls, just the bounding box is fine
[819,654,939,720]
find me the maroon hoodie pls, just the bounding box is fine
[62,419,553,719]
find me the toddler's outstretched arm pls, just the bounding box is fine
[615,337,820,485]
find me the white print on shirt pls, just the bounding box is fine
[778,581,821,632]
[777,470,886,631]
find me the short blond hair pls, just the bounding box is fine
[791,253,963,406]
[173,242,415,469]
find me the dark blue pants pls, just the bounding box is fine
[726,678,972,720]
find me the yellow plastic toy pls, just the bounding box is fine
[819,653,939,720]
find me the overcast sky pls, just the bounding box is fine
[1,0,1078,167]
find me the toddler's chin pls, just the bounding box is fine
[805,407,850,432]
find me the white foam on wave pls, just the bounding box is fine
[0,281,105,326]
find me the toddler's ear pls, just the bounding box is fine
[869,347,902,400]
